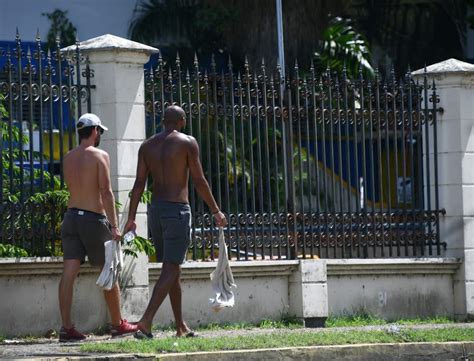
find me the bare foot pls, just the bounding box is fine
[176,323,192,337]
[136,321,152,335]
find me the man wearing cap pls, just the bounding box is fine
[124,105,227,339]
[58,113,138,341]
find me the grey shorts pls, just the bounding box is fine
[149,201,192,264]
[61,208,112,266]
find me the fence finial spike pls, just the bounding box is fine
[176,51,180,62]
[228,54,233,68]
[36,28,41,42]
[211,53,216,68]
[16,27,19,37]
[245,55,249,65]
[194,52,199,65]
[261,57,265,66]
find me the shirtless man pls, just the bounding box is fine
[124,105,227,338]
[59,113,137,341]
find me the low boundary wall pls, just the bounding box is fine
[0,257,461,337]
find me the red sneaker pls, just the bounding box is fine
[59,326,87,342]
[110,319,138,338]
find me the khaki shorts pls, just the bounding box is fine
[61,208,112,266]
[149,200,192,264]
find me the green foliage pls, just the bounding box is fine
[0,95,6,118]
[1,95,67,257]
[123,235,155,258]
[140,190,152,205]
[42,9,77,50]
[121,190,154,258]
[128,0,238,63]
[468,0,474,29]
[315,16,374,78]
[0,243,28,257]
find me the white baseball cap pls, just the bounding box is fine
[77,113,108,131]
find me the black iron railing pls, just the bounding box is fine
[145,54,444,260]
[0,32,93,256]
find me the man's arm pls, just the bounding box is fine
[97,151,120,240]
[124,145,149,233]
[187,137,227,227]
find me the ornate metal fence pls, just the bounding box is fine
[145,54,444,260]
[0,32,93,256]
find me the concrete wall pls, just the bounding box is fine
[327,259,460,319]
[0,258,107,337]
[0,257,460,337]
[146,259,459,329]
[413,59,474,320]
[148,261,298,328]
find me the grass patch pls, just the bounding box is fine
[81,328,474,355]
[396,316,454,325]
[326,313,387,327]
[164,318,303,332]
[325,314,454,328]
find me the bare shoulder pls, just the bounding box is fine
[88,147,109,162]
[183,134,197,146]
[139,135,156,154]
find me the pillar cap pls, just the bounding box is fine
[412,58,474,76]
[61,34,158,55]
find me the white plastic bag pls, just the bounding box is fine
[209,227,237,312]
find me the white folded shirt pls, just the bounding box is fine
[96,240,123,290]
[209,228,237,312]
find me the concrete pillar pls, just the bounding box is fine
[62,34,158,321]
[413,59,474,320]
[288,260,328,327]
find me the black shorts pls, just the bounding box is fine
[149,200,192,264]
[61,208,112,266]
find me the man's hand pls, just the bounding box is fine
[213,211,227,228]
[124,219,137,235]
[111,226,122,241]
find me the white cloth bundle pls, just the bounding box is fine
[96,240,123,290]
[209,227,237,312]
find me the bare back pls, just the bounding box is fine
[142,130,191,203]
[64,146,107,214]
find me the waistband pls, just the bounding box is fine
[151,199,190,206]
[67,208,106,218]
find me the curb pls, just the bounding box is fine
[14,341,474,361]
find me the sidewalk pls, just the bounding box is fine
[2,323,474,360]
